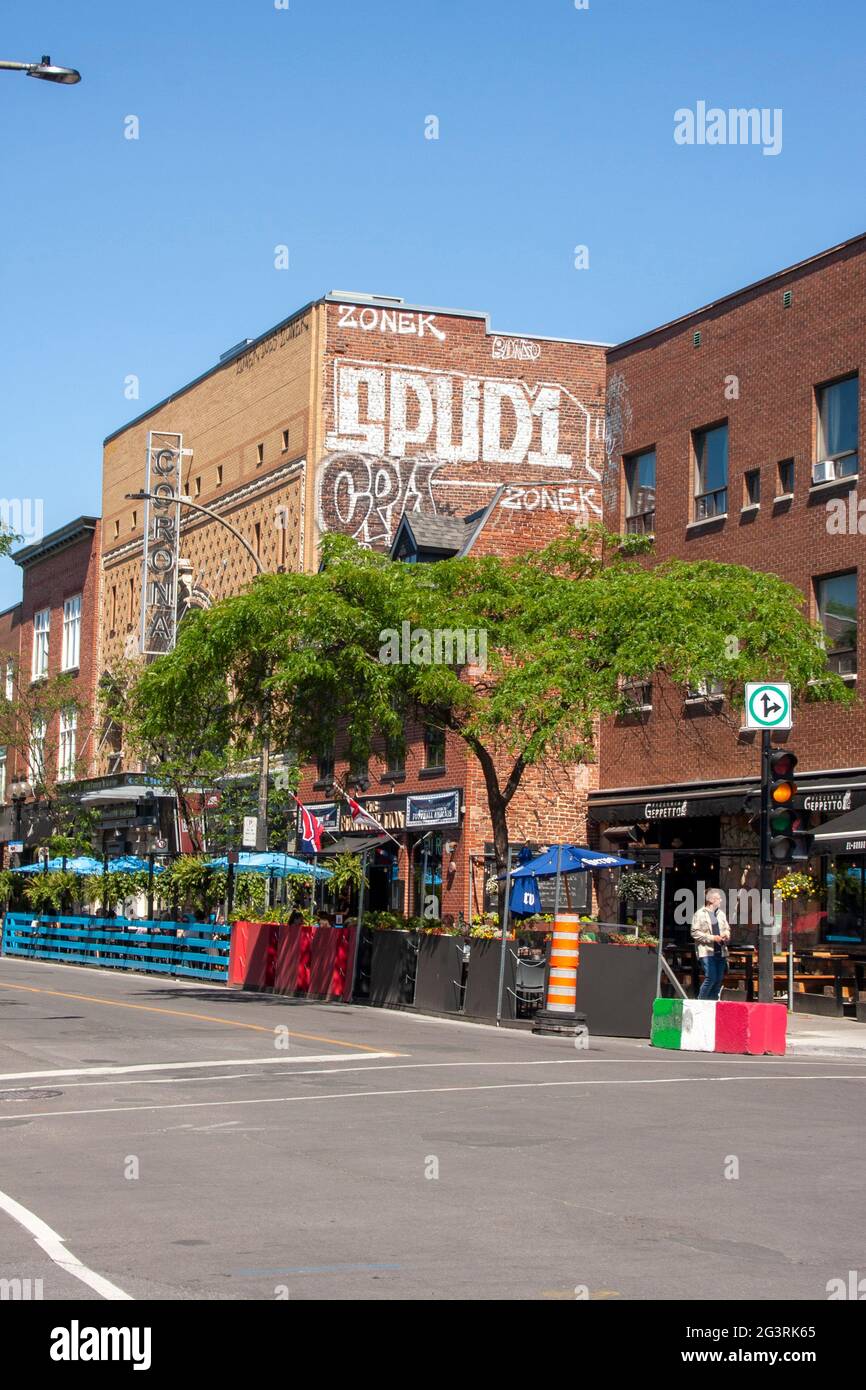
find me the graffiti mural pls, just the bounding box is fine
[318,356,603,547]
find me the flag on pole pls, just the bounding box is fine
[298,802,325,853]
[347,795,382,830]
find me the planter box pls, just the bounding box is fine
[414,934,466,1014]
[228,921,278,990]
[462,938,541,1020]
[309,925,356,1000]
[367,930,418,1008]
[274,924,313,996]
[574,942,658,1037]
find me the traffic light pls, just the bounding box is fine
[769,750,798,805]
[766,751,814,863]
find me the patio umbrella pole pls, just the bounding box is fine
[346,846,368,1002]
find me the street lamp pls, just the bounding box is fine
[125,490,272,852]
[0,55,81,84]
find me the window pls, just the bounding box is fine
[194,476,202,497]
[686,678,724,701]
[621,679,652,712]
[113,519,120,540]
[32,608,49,680]
[693,424,728,519]
[316,747,334,784]
[816,572,857,676]
[423,722,446,769]
[282,429,290,452]
[4,660,13,701]
[817,375,859,478]
[62,595,82,670]
[58,708,78,782]
[624,449,656,534]
[216,465,223,487]
[385,731,405,775]
[348,756,369,786]
[743,469,760,507]
[254,521,261,557]
[29,714,46,783]
[256,442,264,466]
[0,746,6,804]
[777,458,794,497]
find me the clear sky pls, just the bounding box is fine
[1,0,864,609]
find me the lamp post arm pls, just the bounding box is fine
[128,492,264,575]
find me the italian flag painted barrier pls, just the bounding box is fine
[651,998,787,1055]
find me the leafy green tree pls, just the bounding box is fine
[119,527,853,882]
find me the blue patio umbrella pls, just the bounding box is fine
[106,855,167,874]
[205,851,332,881]
[505,844,635,880]
[508,846,542,917]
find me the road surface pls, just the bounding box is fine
[1,955,863,1301]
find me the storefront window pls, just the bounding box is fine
[413,833,442,919]
[824,856,865,943]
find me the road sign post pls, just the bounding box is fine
[749,684,794,1002]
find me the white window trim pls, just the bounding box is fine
[62,595,82,671]
[58,708,78,782]
[32,608,50,680]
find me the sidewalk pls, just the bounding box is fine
[785,1011,866,1059]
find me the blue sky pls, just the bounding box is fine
[1,0,864,609]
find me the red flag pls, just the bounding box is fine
[347,796,381,831]
[298,802,325,853]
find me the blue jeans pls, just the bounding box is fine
[698,954,727,1000]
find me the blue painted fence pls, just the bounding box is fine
[1,914,230,982]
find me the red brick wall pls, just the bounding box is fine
[317,300,608,550]
[18,523,102,785]
[600,235,866,789]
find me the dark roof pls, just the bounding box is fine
[390,508,484,559]
[13,516,98,569]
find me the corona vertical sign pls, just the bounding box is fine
[140,431,183,656]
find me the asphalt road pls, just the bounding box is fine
[1,955,864,1302]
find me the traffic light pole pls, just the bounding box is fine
[758,730,774,1003]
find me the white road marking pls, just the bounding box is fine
[0,1053,400,1082]
[0,1187,132,1301]
[0,1072,862,1123]
[3,1054,858,1095]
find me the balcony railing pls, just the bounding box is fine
[625,510,655,536]
[694,487,727,521]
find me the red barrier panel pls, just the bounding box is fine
[309,926,356,1000]
[228,921,278,990]
[274,924,313,996]
[714,1000,787,1055]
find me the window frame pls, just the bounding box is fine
[32,608,50,681]
[815,570,858,678]
[816,374,859,480]
[623,448,656,535]
[62,594,82,671]
[692,422,729,521]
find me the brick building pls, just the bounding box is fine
[589,231,866,946]
[0,518,101,859]
[95,291,610,905]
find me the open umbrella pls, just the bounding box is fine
[508,846,542,917]
[505,844,635,879]
[205,851,332,881]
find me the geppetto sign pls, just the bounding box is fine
[302,789,462,835]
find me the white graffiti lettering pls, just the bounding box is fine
[326,360,596,473]
[491,336,541,361]
[337,305,447,341]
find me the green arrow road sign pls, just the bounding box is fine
[745,682,792,730]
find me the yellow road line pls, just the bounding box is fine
[0,980,390,1054]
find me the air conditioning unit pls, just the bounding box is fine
[812,459,836,485]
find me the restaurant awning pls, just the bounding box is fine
[588,783,755,822]
[812,803,866,854]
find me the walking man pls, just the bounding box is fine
[691,887,730,1000]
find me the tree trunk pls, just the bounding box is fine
[468,737,526,891]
